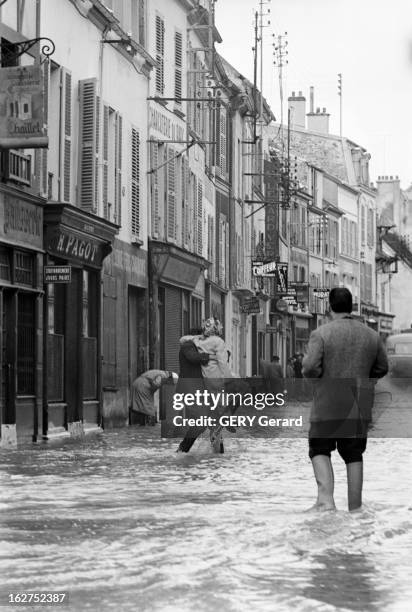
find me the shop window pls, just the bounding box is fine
[82,270,98,400]
[14,251,34,286]
[17,293,35,395]
[47,283,65,335]
[82,270,98,338]
[1,38,19,67]
[191,297,202,330]
[0,246,11,281]
[182,292,190,335]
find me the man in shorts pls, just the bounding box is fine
[302,288,388,511]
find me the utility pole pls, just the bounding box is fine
[338,73,342,137]
[258,0,271,130]
[273,32,288,131]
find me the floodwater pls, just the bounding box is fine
[1,423,412,611]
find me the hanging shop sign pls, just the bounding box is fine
[283,295,298,306]
[240,297,262,314]
[0,65,48,149]
[44,265,72,283]
[252,260,277,276]
[275,262,288,293]
[313,288,330,299]
[289,282,310,303]
[274,298,289,313]
[252,260,288,294]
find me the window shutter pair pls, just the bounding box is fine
[131,127,140,237]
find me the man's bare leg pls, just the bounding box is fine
[346,461,363,511]
[310,455,336,510]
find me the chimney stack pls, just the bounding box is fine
[307,93,330,134]
[310,86,314,113]
[288,91,306,129]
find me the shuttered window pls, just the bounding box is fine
[132,0,146,47]
[150,142,160,238]
[102,105,109,219]
[174,30,183,103]
[131,127,140,237]
[60,68,72,203]
[79,78,98,211]
[367,208,374,247]
[166,147,176,241]
[219,107,227,175]
[197,180,203,256]
[114,113,123,225]
[139,0,146,47]
[181,156,190,247]
[155,14,165,95]
[102,275,117,387]
[191,177,204,256]
[40,60,50,197]
[361,204,366,245]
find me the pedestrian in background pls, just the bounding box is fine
[302,287,388,512]
[131,370,178,426]
[286,357,296,398]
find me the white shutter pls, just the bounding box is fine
[139,0,146,46]
[60,68,72,203]
[197,180,203,256]
[155,14,165,95]
[219,107,227,175]
[151,142,160,238]
[102,104,109,219]
[175,30,183,103]
[114,113,123,225]
[166,146,176,241]
[78,78,98,211]
[131,127,140,237]
[181,156,189,247]
[40,59,50,198]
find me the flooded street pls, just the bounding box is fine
[1,426,412,612]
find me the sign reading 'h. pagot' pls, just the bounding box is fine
[0,65,48,149]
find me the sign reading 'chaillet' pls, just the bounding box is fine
[0,65,48,149]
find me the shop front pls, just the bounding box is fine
[43,204,117,438]
[102,239,148,428]
[149,241,208,373]
[377,312,395,340]
[0,186,45,446]
[293,313,312,354]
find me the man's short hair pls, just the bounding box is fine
[272,356,280,362]
[189,327,203,335]
[329,287,352,313]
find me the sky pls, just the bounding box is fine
[215,0,412,188]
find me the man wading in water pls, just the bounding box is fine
[302,288,388,511]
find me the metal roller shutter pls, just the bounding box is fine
[164,286,182,372]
